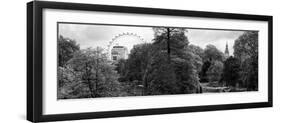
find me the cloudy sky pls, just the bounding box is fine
[59,23,245,55]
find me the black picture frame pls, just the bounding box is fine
[27,1,273,122]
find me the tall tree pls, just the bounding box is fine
[234,31,258,62]
[57,66,92,99]
[148,52,178,95]
[67,47,120,98]
[187,44,204,74]
[152,28,201,94]
[240,56,258,90]
[172,51,201,94]
[203,44,225,62]
[188,44,204,59]
[153,27,188,62]
[58,35,80,67]
[206,60,224,82]
[200,44,225,82]
[233,31,258,90]
[199,59,211,82]
[221,56,241,87]
[125,43,155,95]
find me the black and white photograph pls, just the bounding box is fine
[57,23,258,99]
[25,1,273,122]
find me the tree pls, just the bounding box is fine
[234,31,258,90]
[187,44,204,74]
[57,36,83,99]
[57,66,92,99]
[221,56,241,87]
[115,59,128,82]
[147,52,178,95]
[200,44,225,82]
[188,44,204,59]
[234,31,258,62]
[206,60,224,82]
[153,27,188,62]
[125,43,155,95]
[203,44,225,62]
[123,28,201,95]
[151,28,201,94]
[199,59,211,82]
[240,56,258,90]
[171,51,201,94]
[58,35,80,67]
[67,47,121,98]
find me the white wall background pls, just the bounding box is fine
[0,0,279,123]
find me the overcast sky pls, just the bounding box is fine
[59,23,245,55]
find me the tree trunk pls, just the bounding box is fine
[167,28,171,62]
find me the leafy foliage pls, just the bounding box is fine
[57,66,92,99]
[199,60,212,82]
[125,43,154,82]
[115,59,128,82]
[199,44,225,82]
[203,44,225,62]
[188,44,204,59]
[153,27,188,61]
[240,56,258,90]
[58,35,80,67]
[234,31,258,62]
[148,52,178,95]
[234,31,258,90]
[221,56,241,87]
[58,47,121,99]
[206,60,224,82]
[149,28,201,94]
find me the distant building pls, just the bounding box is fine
[224,42,229,58]
[111,45,128,61]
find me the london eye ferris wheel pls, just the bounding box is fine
[107,32,146,60]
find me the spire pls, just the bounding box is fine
[225,42,229,58]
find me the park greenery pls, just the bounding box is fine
[57,29,258,99]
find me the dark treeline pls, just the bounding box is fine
[57,28,258,99]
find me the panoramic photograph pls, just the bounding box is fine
[57,23,258,99]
